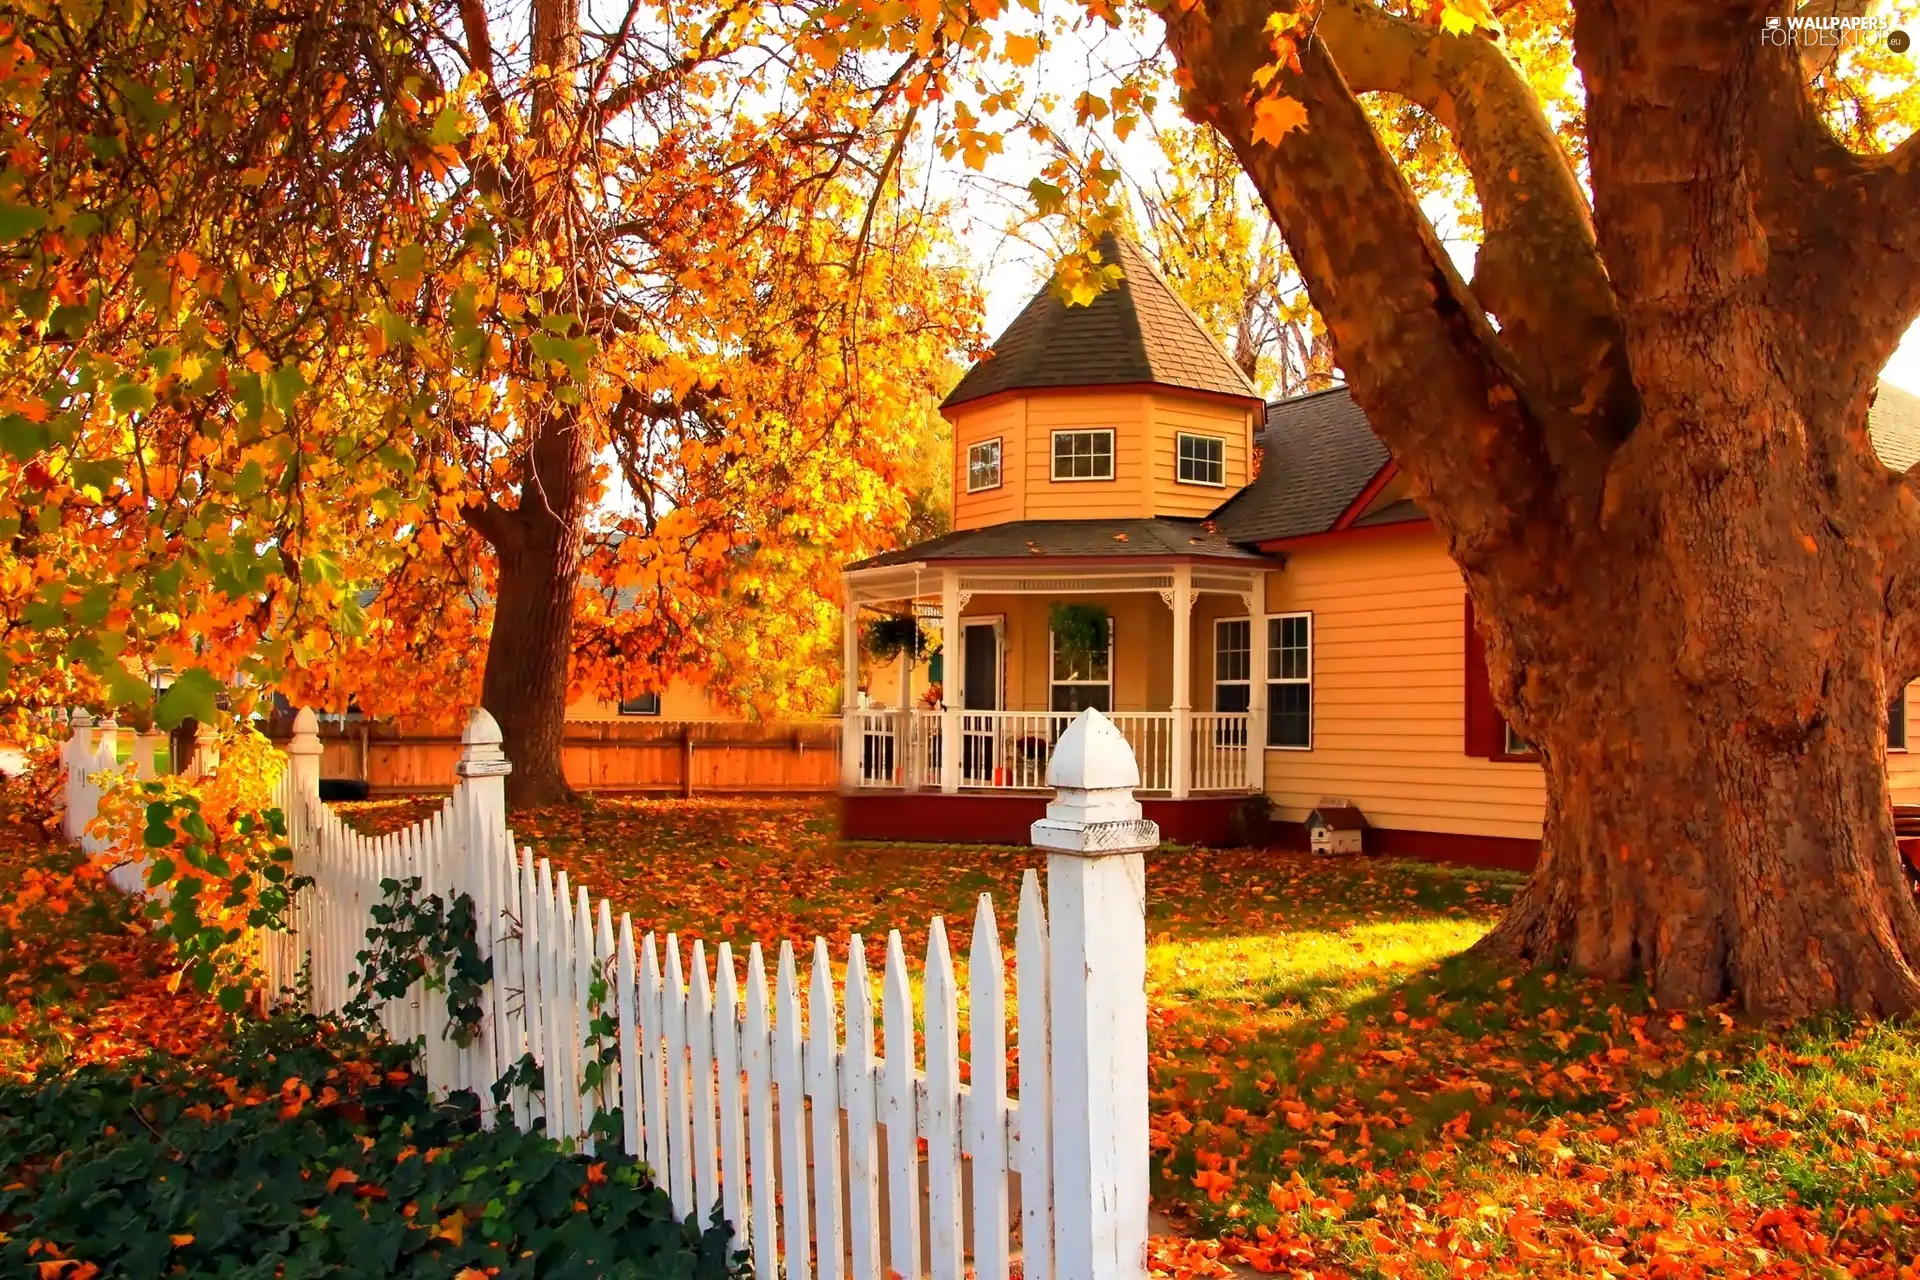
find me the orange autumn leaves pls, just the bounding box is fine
[0,815,230,1080]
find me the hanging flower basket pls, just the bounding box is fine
[864,616,929,663]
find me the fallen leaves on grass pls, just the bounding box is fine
[0,821,229,1079]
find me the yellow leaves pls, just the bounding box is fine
[1004,33,1040,66]
[1251,96,1308,148]
[168,1234,194,1248]
[325,1167,358,1194]
[434,1210,467,1245]
[1439,0,1500,37]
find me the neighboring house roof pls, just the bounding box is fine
[846,517,1273,570]
[1871,383,1920,471]
[1208,387,1386,544]
[941,234,1263,411]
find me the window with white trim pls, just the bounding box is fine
[1893,685,1909,751]
[1050,623,1113,713]
[1051,429,1114,481]
[1214,618,1251,712]
[618,692,663,716]
[1504,723,1531,756]
[1177,433,1226,486]
[966,438,1002,492]
[1267,613,1312,749]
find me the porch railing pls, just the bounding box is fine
[1189,711,1252,792]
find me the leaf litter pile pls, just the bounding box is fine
[6,795,1919,1277]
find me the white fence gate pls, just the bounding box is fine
[60,704,1157,1280]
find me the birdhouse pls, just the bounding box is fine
[1305,802,1367,856]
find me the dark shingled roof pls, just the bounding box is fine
[1208,381,1920,546]
[1871,383,1920,472]
[942,235,1262,410]
[1208,388,1386,544]
[847,518,1272,570]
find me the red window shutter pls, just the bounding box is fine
[1463,594,1507,758]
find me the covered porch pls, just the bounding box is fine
[840,558,1271,808]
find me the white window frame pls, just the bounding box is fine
[618,691,663,717]
[966,437,1003,493]
[1176,432,1227,487]
[1213,617,1251,711]
[1504,722,1531,756]
[1893,684,1909,752]
[1049,620,1115,711]
[1050,429,1115,482]
[1266,611,1313,751]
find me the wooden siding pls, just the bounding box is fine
[945,387,1257,526]
[1260,531,1549,841]
[1021,393,1152,520]
[954,593,1175,711]
[567,677,729,722]
[950,398,1027,531]
[1148,396,1255,518]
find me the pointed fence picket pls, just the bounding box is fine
[57,702,1158,1280]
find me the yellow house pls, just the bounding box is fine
[839,235,1920,859]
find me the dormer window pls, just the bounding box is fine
[1177,433,1226,486]
[967,438,1002,492]
[1052,429,1114,481]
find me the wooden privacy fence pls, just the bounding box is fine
[259,717,841,796]
[62,705,1159,1280]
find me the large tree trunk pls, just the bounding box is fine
[470,407,592,808]
[1158,0,1920,1017]
[1473,377,1920,1014]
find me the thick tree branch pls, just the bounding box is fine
[1316,0,1635,491]
[1161,0,1568,583]
[1743,15,1920,434]
[456,0,513,142]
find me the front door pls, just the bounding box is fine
[961,621,1000,783]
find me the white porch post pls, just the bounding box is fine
[1169,564,1192,799]
[1031,710,1153,1280]
[1246,578,1268,789]
[940,568,962,793]
[841,592,862,789]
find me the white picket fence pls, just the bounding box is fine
[61,703,1157,1280]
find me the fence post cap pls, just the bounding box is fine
[462,707,503,746]
[288,707,324,756]
[1032,707,1159,855]
[71,709,94,729]
[456,707,512,778]
[1045,708,1140,791]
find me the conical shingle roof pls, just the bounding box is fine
[942,234,1263,410]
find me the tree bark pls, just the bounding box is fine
[1158,0,1920,1016]
[469,406,593,808]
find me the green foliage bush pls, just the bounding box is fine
[0,1015,746,1279]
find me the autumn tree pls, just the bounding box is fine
[0,0,978,800]
[1144,0,1920,1014]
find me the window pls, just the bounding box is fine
[1050,623,1113,713]
[1267,613,1312,748]
[1051,429,1114,481]
[1214,618,1251,712]
[1177,433,1226,486]
[618,692,662,716]
[966,438,1002,492]
[1893,685,1909,752]
[1504,722,1530,756]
